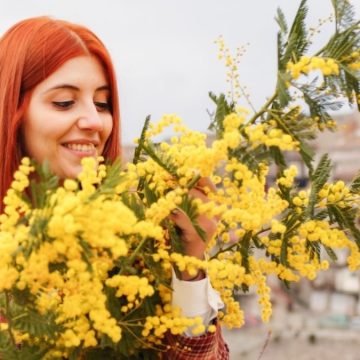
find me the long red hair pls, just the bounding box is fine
[0,17,121,211]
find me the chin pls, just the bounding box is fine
[65,166,83,180]
[52,163,83,180]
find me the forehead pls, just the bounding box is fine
[37,56,109,93]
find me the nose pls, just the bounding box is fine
[76,102,104,132]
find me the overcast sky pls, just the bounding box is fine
[1,0,359,144]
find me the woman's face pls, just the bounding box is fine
[22,56,113,179]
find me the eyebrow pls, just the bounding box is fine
[43,84,110,94]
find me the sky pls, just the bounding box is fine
[1,0,359,144]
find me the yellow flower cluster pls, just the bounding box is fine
[318,181,353,208]
[343,50,360,72]
[0,157,34,230]
[208,257,245,328]
[248,257,272,322]
[145,189,184,225]
[245,122,299,151]
[142,305,205,339]
[2,104,360,359]
[214,36,246,103]
[298,220,358,272]
[277,165,298,188]
[0,157,178,356]
[292,190,309,213]
[106,275,154,306]
[287,56,340,79]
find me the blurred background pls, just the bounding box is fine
[1,1,360,358]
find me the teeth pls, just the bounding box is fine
[64,143,95,152]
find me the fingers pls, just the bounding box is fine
[188,187,208,203]
[194,177,217,194]
[170,209,217,244]
[188,177,217,204]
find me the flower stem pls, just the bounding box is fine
[4,292,16,348]
[248,92,278,125]
[187,174,201,190]
[210,240,240,259]
[122,237,148,274]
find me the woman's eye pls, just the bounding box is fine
[94,102,111,112]
[52,101,74,109]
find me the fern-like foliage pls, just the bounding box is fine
[89,158,125,201]
[140,142,178,179]
[177,194,207,242]
[279,0,309,68]
[332,0,357,32]
[133,115,151,165]
[306,154,332,217]
[350,171,360,193]
[328,204,360,248]
[208,92,236,135]
[28,160,59,209]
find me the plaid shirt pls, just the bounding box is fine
[162,320,229,360]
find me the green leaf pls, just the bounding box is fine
[141,142,178,179]
[327,204,360,249]
[269,146,287,170]
[271,111,315,171]
[280,0,309,66]
[331,0,357,32]
[89,158,125,201]
[276,72,292,107]
[240,232,252,273]
[133,115,151,165]
[229,144,270,174]
[350,171,360,193]
[324,245,338,261]
[240,232,252,293]
[121,192,145,220]
[166,219,184,255]
[12,308,60,339]
[275,7,288,35]
[307,240,321,261]
[340,64,360,110]
[252,235,265,249]
[143,181,158,206]
[306,154,331,217]
[208,92,236,136]
[280,236,289,266]
[29,160,59,209]
[177,194,207,242]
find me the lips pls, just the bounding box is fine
[61,140,99,157]
[63,143,95,152]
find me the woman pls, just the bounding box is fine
[0,17,229,359]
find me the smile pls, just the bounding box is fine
[63,143,96,152]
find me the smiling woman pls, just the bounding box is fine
[0,16,229,359]
[0,17,121,210]
[21,56,113,179]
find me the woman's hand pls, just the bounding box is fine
[170,177,218,280]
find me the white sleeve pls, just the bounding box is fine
[171,269,224,336]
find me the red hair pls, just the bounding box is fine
[0,17,121,211]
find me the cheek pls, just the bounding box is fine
[104,116,114,141]
[21,118,64,161]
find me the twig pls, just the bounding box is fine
[248,92,278,125]
[239,84,257,113]
[133,115,151,165]
[186,174,201,190]
[257,329,272,360]
[121,236,148,274]
[210,239,240,260]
